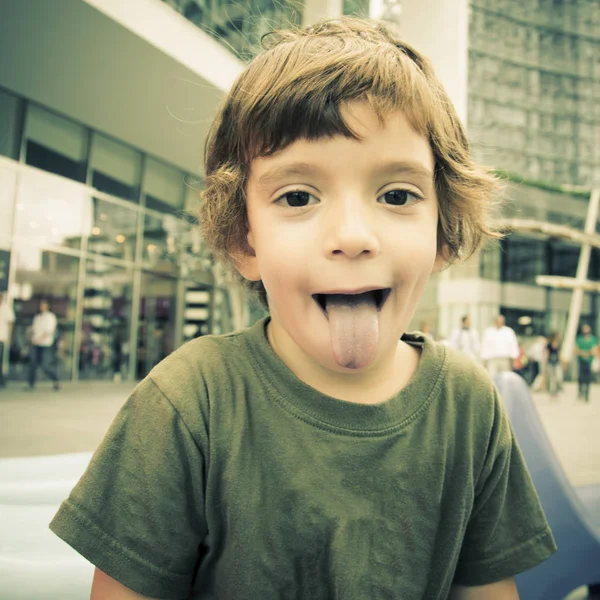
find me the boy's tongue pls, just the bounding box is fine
[325,292,379,369]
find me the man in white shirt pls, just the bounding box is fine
[448,315,480,361]
[27,300,60,390]
[480,314,520,378]
[0,292,15,388]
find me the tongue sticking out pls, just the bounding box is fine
[325,292,380,370]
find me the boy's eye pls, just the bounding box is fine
[275,191,318,208]
[377,189,422,206]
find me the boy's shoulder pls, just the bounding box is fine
[149,326,252,390]
[407,333,494,398]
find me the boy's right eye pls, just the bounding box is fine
[275,191,318,209]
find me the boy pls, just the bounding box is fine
[50,17,556,599]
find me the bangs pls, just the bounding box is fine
[228,34,439,163]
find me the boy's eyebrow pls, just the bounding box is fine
[254,163,322,191]
[254,160,434,191]
[373,160,434,182]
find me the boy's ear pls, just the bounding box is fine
[234,231,261,281]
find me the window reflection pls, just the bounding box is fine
[80,259,133,381]
[9,251,78,382]
[91,133,142,201]
[142,212,186,276]
[87,197,138,261]
[24,104,88,183]
[12,168,91,259]
[137,272,176,378]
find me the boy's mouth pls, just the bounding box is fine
[312,288,391,369]
[312,288,391,317]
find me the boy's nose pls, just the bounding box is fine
[324,203,380,259]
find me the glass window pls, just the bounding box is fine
[0,160,18,248]
[502,236,545,284]
[87,197,138,262]
[80,259,133,381]
[142,212,187,276]
[24,104,88,182]
[550,241,580,278]
[0,89,22,160]
[12,167,92,256]
[90,133,142,201]
[137,272,177,378]
[143,158,184,213]
[9,251,79,382]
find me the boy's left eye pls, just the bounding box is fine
[377,189,423,206]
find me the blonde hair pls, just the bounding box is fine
[199,17,502,305]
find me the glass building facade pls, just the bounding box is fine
[0,86,255,384]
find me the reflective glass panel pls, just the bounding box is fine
[9,251,79,383]
[136,272,177,378]
[87,197,138,262]
[91,133,142,201]
[12,167,91,256]
[80,259,133,381]
[24,104,88,183]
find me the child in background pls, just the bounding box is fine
[51,17,556,599]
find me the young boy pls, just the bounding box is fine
[50,17,556,599]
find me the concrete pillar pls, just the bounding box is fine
[386,0,469,125]
[303,0,343,26]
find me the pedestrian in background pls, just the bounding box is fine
[544,332,561,399]
[448,315,480,361]
[527,335,547,390]
[0,292,15,388]
[575,323,597,403]
[480,314,520,378]
[27,299,60,391]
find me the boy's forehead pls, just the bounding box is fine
[248,104,434,186]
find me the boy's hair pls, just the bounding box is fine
[199,17,502,307]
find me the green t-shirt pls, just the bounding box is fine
[576,334,598,363]
[50,317,556,599]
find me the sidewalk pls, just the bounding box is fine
[0,381,135,458]
[0,380,599,489]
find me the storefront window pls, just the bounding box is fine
[143,157,184,213]
[502,235,545,284]
[137,272,177,378]
[80,259,133,381]
[9,251,79,382]
[90,133,142,202]
[142,211,186,276]
[0,88,22,160]
[87,197,138,262]
[12,167,91,257]
[0,159,18,248]
[24,104,88,183]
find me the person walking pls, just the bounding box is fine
[448,315,480,361]
[480,314,520,379]
[27,299,60,390]
[544,332,561,398]
[527,335,547,390]
[0,292,15,388]
[575,324,598,402]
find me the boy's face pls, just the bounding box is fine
[240,102,443,374]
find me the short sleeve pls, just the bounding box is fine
[453,390,557,586]
[49,376,207,599]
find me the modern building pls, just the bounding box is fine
[404,0,600,343]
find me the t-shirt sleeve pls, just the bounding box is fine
[49,376,207,599]
[453,389,557,586]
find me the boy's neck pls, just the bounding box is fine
[266,320,421,405]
